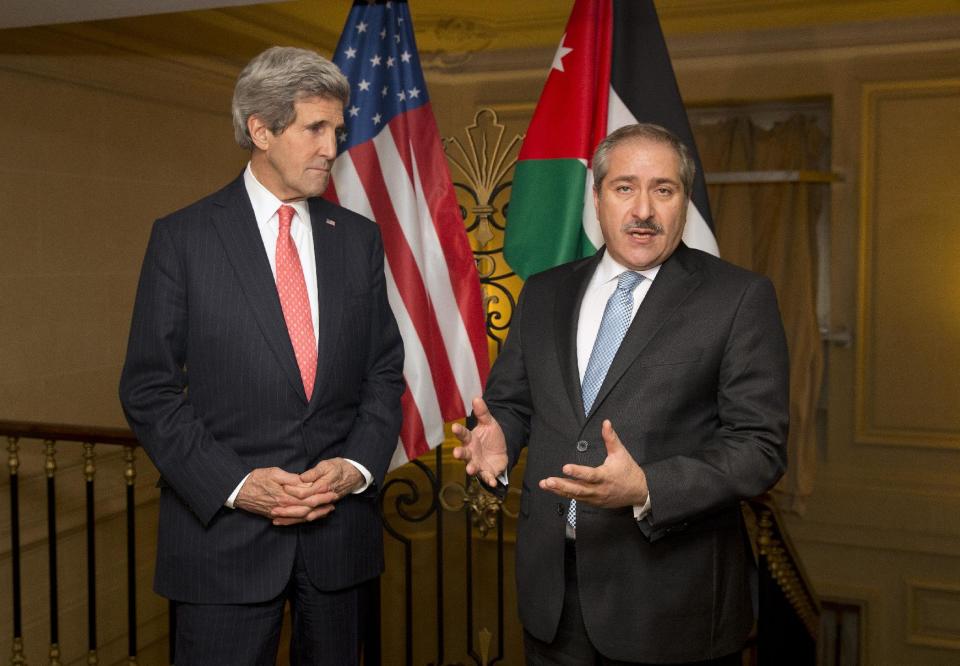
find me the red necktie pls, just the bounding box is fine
[276,205,317,399]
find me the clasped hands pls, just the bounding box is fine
[452,398,648,509]
[234,458,363,526]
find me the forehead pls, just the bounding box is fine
[292,95,344,121]
[604,137,681,181]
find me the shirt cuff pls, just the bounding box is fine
[225,473,250,509]
[633,491,652,521]
[344,459,373,493]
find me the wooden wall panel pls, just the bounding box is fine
[856,80,960,450]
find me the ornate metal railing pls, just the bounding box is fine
[748,494,821,663]
[1,420,150,665]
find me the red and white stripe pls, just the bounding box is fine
[329,103,488,468]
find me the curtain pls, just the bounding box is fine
[693,115,825,513]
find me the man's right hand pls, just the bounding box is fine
[452,397,509,488]
[234,467,334,520]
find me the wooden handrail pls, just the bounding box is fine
[0,419,137,446]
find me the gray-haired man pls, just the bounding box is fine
[120,46,404,665]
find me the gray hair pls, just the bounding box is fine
[592,123,695,198]
[232,46,350,150]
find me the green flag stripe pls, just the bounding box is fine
[504,159,598,279]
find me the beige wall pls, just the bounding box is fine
[0,27,252,428]
[0,24,249,665]
[1,6,959,666]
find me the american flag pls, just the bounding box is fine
[327,0,489,469]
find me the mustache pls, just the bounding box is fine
[621,218,664,234]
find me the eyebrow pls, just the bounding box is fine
[305,119,345,131]
[607,175,680,187]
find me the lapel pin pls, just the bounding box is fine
[326,218,336,227]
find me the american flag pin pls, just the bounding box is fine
[326,218,336,227]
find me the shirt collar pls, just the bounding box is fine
[243,163,310,229]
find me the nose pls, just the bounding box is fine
[318,128,338,159]
[629,189,652,221]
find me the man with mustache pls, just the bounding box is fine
[454,123,789,664]
[120,46,404,665]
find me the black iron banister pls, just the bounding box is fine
[1,419,143,666]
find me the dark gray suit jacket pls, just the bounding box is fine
[119,175,404,603]
[485,243,789,662]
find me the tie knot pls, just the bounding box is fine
[617,271,642,292]
[278,205,296,234]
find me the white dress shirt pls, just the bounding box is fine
[576,252,661,523]
[226,164,372,508]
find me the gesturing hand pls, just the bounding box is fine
[451,397,508,488]
[539,420,648,509]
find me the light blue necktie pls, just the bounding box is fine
[568,270,643,530]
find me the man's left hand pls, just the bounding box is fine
[539,420,648,508]
[270,458,365,526]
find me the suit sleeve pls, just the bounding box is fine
[339,226,405,489]
[119,221,248,526]
[642,276,789,530]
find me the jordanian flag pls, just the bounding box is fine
[505,0,718,280]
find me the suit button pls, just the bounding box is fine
[576,440,589,452]
[556,503,564,516]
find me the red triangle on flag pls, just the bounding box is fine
[517,0,612,163]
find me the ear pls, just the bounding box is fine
[247,114,272,151]
[592,183,601,214]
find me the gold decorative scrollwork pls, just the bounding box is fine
[83,442,96,482]
[7,435,19,476]
[44,439,57,478]
[757,510,819,638]
[10,636,26,664]
[443,108,525,355]
[123,446,136,486]
[439,476,518,538]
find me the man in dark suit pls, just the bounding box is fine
[453,123,789,665]
[119,46,404,665]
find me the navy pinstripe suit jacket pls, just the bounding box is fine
[120,174,404,603]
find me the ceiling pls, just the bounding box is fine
[1,0,958,66]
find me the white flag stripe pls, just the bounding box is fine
[383,258,446,446]
[606,86,719,256]
[681,203,719,256]
[407,145,484,409]
[331,152,445,458]
[580,166,603,251]
[374,129,482,409]
[388,441,410,470]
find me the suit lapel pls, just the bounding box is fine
[555,253,602,424]
[587,244,703,418]
[307,197,345,408]
[210,176,307,402]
